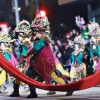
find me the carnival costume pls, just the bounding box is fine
[70,16,88,82]
[10,20,32,97]
[70,35,87,82]
[0,32,6,92]
[19,11,73,97]
[88,22,100,72]
[0,31,19,85]
[0,31,14,92]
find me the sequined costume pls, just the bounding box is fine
[88,22,100,72]
[10,20,32,97]
[25,11,72,96]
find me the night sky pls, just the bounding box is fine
[46,2,88,35]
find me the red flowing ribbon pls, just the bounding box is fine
[0,53,100,92]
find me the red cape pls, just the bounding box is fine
[34,44,56,83]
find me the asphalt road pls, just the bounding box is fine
[0,84,100,100]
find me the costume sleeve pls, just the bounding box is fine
[78,53,84,64]
[97,45,100,57]
[3,52,11,61]
[33,39,46,52]
[21,45,29,55]
[90,44,94,58]
[71,54,76,63]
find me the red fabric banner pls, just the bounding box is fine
[0,53,100,92]
[34,44,56,83]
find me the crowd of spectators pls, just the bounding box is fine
[51,29,80,66]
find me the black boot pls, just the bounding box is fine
[9,83,20,97]
[66,91,73,96]
[27,86,38,98]
[47,91,56,95]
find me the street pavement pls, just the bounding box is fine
[0,84,100,100]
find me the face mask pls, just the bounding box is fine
[74,44,79,51]
[18,36,23,41]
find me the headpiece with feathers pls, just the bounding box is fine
[31,11,50,35]
[88,22,100,42]
[15,20,32,38]
[0,31,11,43]
[31,11,51,43]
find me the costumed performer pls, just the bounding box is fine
[10,20,32,97]
[21,11,73,98]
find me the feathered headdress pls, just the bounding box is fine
[88,22,100,35]
[88,22,100,42]
[15,20,32,38]
[0,31,11,43]
[31,11,50,34]
[0,31,12,53]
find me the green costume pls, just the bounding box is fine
[3,52,11,61]
[97,45,100,57]
[71,52,84,64]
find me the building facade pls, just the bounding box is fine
[0,0,30,26]
[58,0,100,23]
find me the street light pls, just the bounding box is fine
[13,0,20,26]
[35,0,39,14]
[13,7,21,11]
[40,11,46,17]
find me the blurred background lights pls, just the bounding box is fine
[40,11,46,17]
